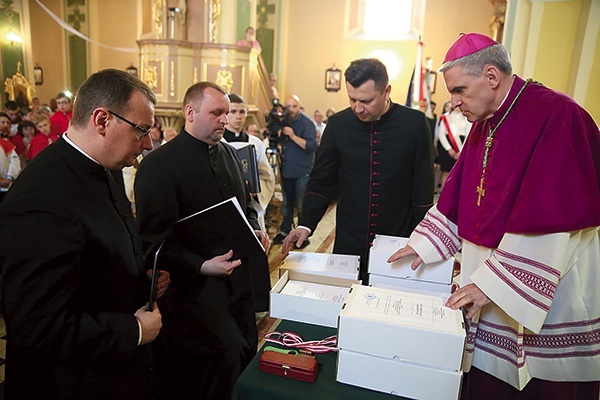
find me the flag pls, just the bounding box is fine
[405,66,414,107]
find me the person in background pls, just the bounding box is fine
[3,100,21,135]
[324,107,336,123]
[389,33,600,400]
[224,94,275,232]
[27,115,59,161]
[2,107,26,169]
[236,26,262,51]
[31,96,41,113]
[38,105,53,119]
[135,81,270,400]
[18,120,36,161]
[269,72,279,99]
[282,58,434,282]
[244,123,261,139]
[49,92,73,136]
[313,109,326,145]
[436,102,472,191]
[434,100,453,192]
[272,94,317,247]
[0,112,21,203]
[143,121,163,156]
[0,68,169,399]
[20,106,37,123]
[223,93,275,312]
[162,128,178,143]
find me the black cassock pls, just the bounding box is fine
[0,138,153,400]
[300,103,434,282]
[135,130,259,400]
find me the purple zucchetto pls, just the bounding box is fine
[442,33,498,64]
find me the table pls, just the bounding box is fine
[233,319,405,399]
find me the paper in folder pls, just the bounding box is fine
[170,196,265,260]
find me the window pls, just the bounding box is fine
[345,0,424,41]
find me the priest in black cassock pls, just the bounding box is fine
[282,58,434,282]
[135,82,270,400]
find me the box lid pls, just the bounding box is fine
[368,234,454,284]
[279,252,360,280]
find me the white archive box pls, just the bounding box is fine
[279,251,360,280]
[336,349,462,400]
[368,234,455,292]
[337,284,466,371]
[270,270,360,328]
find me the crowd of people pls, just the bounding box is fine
[0,32,598,400]
[0,95,71,203]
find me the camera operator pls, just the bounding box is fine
[271,95,317,247]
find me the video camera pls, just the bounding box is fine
[264,98,289,150]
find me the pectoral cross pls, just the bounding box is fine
[476,177,486,206]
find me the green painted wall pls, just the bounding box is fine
[0,2,25,105]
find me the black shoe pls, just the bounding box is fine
[272,233,287,245]
[297,239,310,249]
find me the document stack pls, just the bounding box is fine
[336,284,466,400]
[270,252,361,328]
[368,234,455,294]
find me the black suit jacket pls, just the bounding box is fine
[0,137,153,400]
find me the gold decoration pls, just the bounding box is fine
[489,0,506,42]
[215,69,233,93]
[144,65,158,89]
[210,0,221,43]
[169,60,175,97]
[153,0,166,39]
[4,63,36,106]
[193,67,198,83]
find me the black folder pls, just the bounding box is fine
[171,197,265,260]
[235,144,261,194]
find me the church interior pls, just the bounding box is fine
[0,0,599,398]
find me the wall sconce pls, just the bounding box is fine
[325,65,342,92]
[6,30,23,46]
[34,64,43,85]
[126,63,138,78]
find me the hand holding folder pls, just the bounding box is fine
[170,196,265,261]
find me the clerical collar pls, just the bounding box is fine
[375,99,392,121]
[488,75,515,120]
[62,133,102,166]
[227,128,242,137]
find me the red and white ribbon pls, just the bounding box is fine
[264,331,338,354]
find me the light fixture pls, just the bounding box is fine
[126,63,138,78]
[6,30,23,45]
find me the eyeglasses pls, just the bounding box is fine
[108,110,152,141]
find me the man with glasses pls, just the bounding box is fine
[0,69,169,400]
[49,92,73,136]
